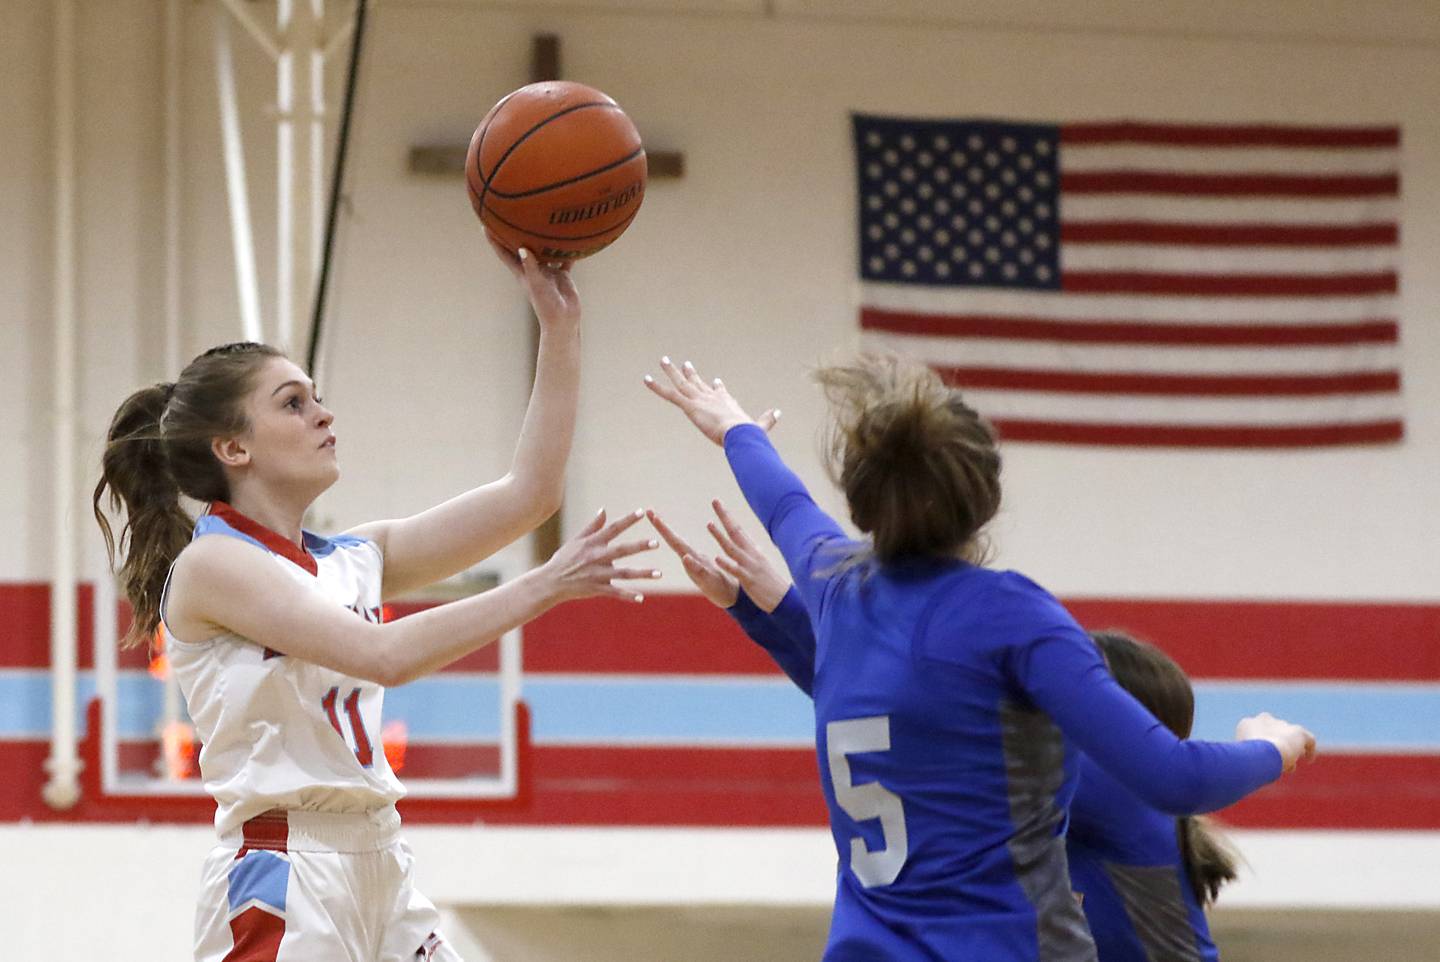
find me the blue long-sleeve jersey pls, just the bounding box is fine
[1066,756,1221,962]
[721,424,1279,962]
[731,589,1227,961]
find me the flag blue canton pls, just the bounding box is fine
[853,115,1063,290]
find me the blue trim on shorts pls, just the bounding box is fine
[228,850,289,914]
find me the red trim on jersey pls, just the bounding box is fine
[235,810,290,858]
[223,906,286,962]
[210,501,318,577]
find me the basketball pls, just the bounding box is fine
[466,81,647,261]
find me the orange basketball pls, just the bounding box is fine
[466,81,647,261]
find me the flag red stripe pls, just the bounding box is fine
[1061,221,1398,247]
[1060,122,1400,149]
[1061,271,1397,296]
[1061,171,1398,198]
[860,308,1398,346]
[991,418,1404,447]
[938,366,1399,396]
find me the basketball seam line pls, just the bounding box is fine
[469,88,517,188]
[480,203,642,245]
[476,100,619,197]
[486,146,646,200]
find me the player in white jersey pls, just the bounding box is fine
[94,238,659,962]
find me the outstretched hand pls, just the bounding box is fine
[643,356,779,446]
[539,508,660,604]
[648,500,791,613]
[647,508,738,609]
[704,499,790,612]
[485,229,581,331]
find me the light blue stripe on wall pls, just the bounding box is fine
[388,677,815,743]
[524,678,815,744]
[0,672,179,738]
[1,672,1435,751]
[385,676,502,738]
[1190,682,1440,751]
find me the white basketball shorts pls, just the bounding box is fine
[193,807,463,962]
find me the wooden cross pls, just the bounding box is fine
[406,36,685,180]
[408,35,685,562]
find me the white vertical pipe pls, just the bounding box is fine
[43,0,81,811]
[158,0,188,749]
[276,0,294,352]
[276,0,324,356]
[163,0,182,376]
[308,1,325,282]
[499,559,521,796]
[93,543,118,792]
[215,7,264,342]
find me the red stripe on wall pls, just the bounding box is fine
[1061,271,1398,296]
[991,418,1405,448]
[860,308,1398,346]
[1219,754,1440,830]
[1060,123,1400,149]
[523,594,785,675]
[467,745,830,828]
[502,749,1440,831]
[2,739,1429,829]
[522,595,1438,680]
[1064,598,1440,681]
[0,585,149,670]
[1061,221,1398,247]
[0,588,492,673]
[938,366,1400,397]
[4,588,1434,680]
[469,594,1440,680]
[117,739,505,781]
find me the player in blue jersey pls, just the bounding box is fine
[1067,630,1243,962]
[645,353,1314,962]
[651,503,1244,962]
[94,237,660,962]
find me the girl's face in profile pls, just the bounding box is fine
[231,356,340,497]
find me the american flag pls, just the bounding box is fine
[852,115,1403,447]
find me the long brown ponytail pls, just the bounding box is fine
[814,353,1001,567]
[94,342,283,648]
[1090,630,1242,906]
[1177,813,1241,906]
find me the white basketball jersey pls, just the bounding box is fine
[164,502,405,835]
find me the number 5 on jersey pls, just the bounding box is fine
[322,686,374,767]
[826,715,908,888]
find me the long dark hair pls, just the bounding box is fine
[814,353,1001,567]
[93,342,284,648]
[1090,630,1243,906]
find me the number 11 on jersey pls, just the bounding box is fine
[826,715,909,888]
[322,686,375,767]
